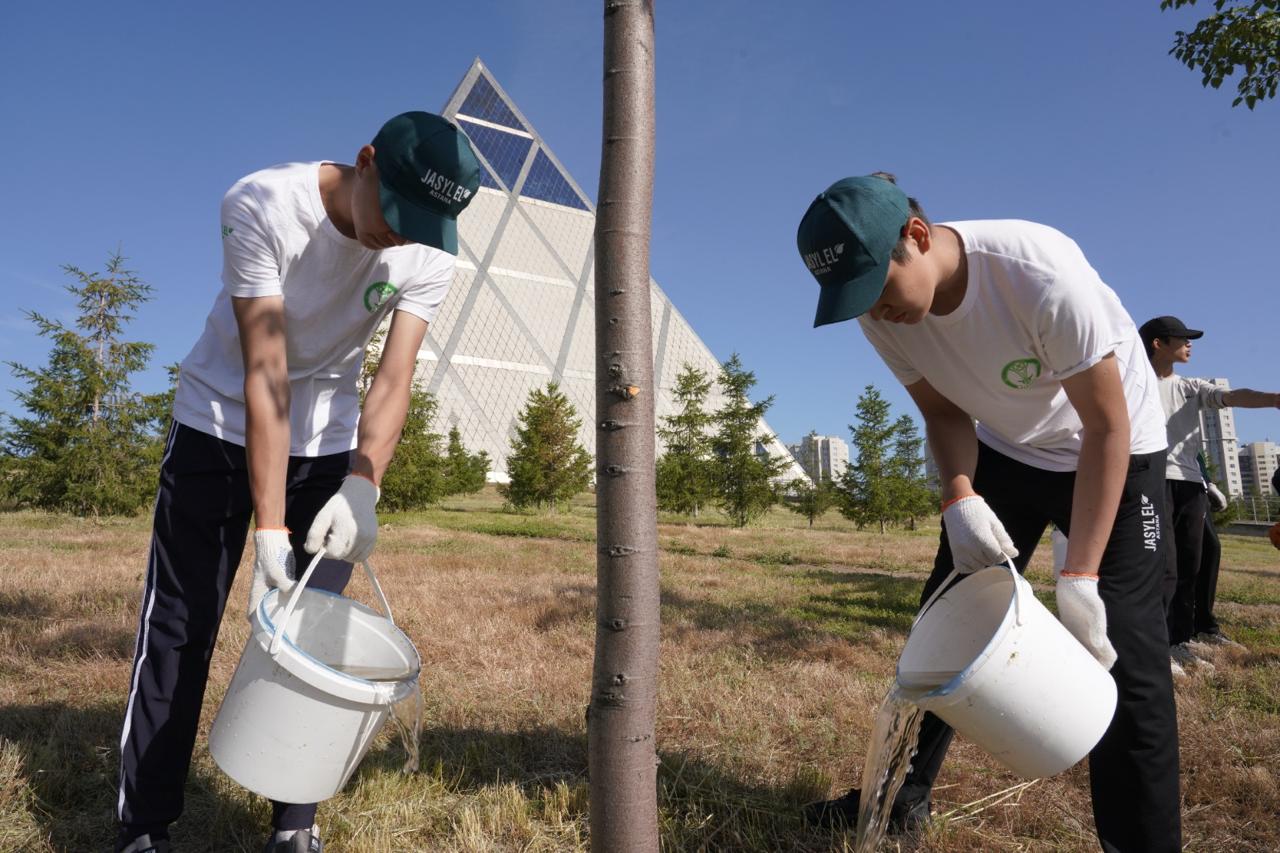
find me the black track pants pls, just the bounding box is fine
[898,443,1180,853]
[1194,515,1222,636]
[1164,480,1207,645]
[116,422,354,839]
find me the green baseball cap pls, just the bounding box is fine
[796,175,910,327]
[372,111,481,255]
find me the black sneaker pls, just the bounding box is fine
[803,787,931,832]
[1194,630,1244,649]
[263,826,322,853]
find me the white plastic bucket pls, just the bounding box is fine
[896,562,1117,779]
[209,553,420,803]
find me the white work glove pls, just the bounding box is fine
[1206,482,1227,513]
[305,474,380,562]
[942,495,1019,574]
[1056,573,1117,670]
[250,528,296,617]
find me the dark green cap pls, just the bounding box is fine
[796,176,910,327]
[372,111,481,255]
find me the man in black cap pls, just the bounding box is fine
[1139,315,1280,664]
[114,112,480,853]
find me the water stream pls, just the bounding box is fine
[852,685,926,853]
[329,662,423,774]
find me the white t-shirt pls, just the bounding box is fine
[859,220,1167,472]
[173,162,455,456]
[1157,375,1226,483]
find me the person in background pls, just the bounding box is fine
[114,112,480,853]
[1270,468,1280,551]
[1138,315,1279,670]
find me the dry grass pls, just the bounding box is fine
[0,490,1276,851]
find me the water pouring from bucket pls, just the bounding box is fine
[209,550,423,803]
[853,560,1118,849]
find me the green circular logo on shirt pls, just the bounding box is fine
[363,281,398,313]
[1001,357,1042,389]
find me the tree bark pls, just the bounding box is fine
[589,1,659,851]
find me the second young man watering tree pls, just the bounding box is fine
[796,173,1179,853]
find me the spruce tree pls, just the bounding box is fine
[888,413,934,530]
[786,476,837,527]
[839,384,898,532]
[442,425,489,495]
[711,354,784,527]
[655,363,715,516]
[2,251,164,514]
[502,382,592,510]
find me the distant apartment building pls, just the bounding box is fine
[1197,378,1244,497]
[791,432,849,483]
[1239,440,1280,497]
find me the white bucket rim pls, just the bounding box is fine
[252,559,421,706]
[896,563,1026,701]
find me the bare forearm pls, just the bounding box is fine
[1223,389,1280,409]
[925,412,979,503]
[1065,426,1129,575]
[244,371,290,527]
[352,378,411,484]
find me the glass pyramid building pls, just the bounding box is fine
[421,59,803,482]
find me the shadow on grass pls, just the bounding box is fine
[0,590,58,619]
[658,570,925,655]
[357,723,851,852]
[0,700,262,852]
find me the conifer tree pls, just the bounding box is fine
[711,354,785,527]
[839,384,898,532]
[655,363,715,516]
[786,476,837,527]
[442,425,489,495]
[2,251,164,514]
[502,382,592,510]
[888,413,934,530]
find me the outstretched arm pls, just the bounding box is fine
[1223,388,1280,409]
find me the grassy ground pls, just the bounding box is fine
[1,489,1277,851]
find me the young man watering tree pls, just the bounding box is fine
[796,174,1179,853]
[114,112,479,853]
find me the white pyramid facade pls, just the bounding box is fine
[420,59,803,482]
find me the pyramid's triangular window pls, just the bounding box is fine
[457,119,533,190]
[522,150,588,210]
[458,74,527,133]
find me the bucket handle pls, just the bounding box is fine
[268,549,395,657]
[912,558,1026,630]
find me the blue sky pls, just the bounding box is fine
[4,1,1278,452]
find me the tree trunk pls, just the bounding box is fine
[589,2,659,851]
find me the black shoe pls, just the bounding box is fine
[263,826,322,853]
[1194,630,1244,649]
[803,787,930,832]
